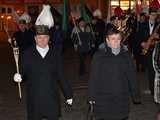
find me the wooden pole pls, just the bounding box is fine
[71,13,82,46]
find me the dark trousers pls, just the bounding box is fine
[134,54,145,72]
[79,52,87,76]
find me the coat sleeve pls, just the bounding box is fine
[57,52,73,100]
[126,53,141,103]
[19,51,27,81]
[88,53,99,101]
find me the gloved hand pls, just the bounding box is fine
[89,101,95,104]
[74,44,78,51]
[14,73,22,83]
[66,98,73,105]
[8,38,12,44]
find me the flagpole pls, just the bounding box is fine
[71,13,82,46]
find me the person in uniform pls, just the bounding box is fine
[71,18,93,78]
[140,9,158,95]
[88,27,141,120]
[13,25,73,120]
[12,19,35,52]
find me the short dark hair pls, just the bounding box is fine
[105,27,121,37]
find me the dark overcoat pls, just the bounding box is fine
[13,29,35,52]
[20,45,72,120]
[88,44,139,120]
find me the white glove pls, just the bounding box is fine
[74,44,78,51]
[89,101,95,104]
[66,99,73,105]
[8,38,12,44]
[14,73,22,82]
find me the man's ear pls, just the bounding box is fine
[105,37,109,42]
[34,36,37,42]
[34,36,36,40]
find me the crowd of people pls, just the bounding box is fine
[9,5,160,120]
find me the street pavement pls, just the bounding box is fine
[0,43,160,120]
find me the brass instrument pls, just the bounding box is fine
[117,15,131,42]
[142,24,160,55]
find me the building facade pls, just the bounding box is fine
[0,0,152,42]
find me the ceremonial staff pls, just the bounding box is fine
[4,25,22,99]
[13,44,22,99]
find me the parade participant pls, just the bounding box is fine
[13,5,73,120]
[93,9,105,49]
[71,18,92,78]
[12,13,35,52]
[88,27,140,120]
[141,8,158,95]
[132,13,146,72]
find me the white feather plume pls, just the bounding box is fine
[35,5,54,29]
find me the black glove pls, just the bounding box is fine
[133,98,141,105]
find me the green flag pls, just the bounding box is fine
[62,0,69,31]
[80,0,92,23]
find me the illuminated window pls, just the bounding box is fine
[111,0,150,11]
[111,0,135,10]
[111,0,119,8]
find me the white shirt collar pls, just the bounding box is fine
[36,45,49,58]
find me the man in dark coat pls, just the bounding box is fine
[71,18,92,78]
[140,9,158,95]
[13,25,73,120]
[88,27,140,120]
[12,19,35,52]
